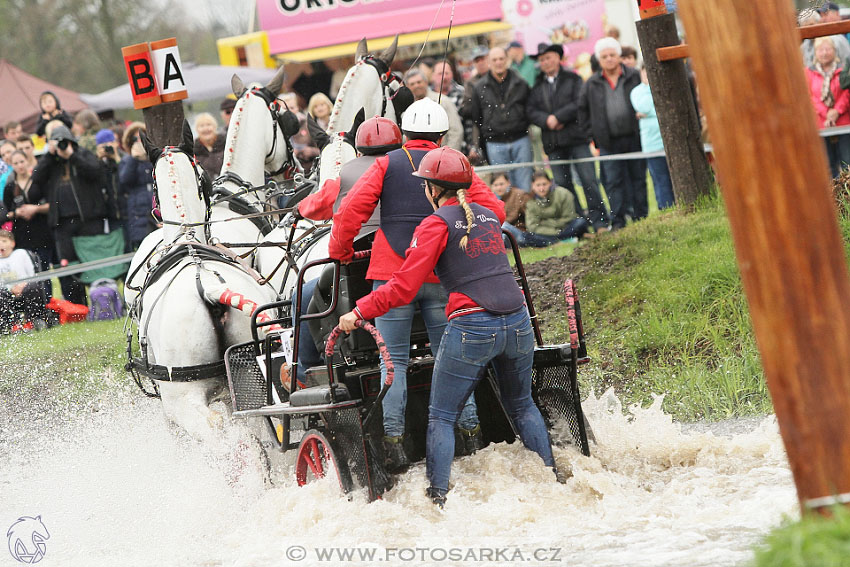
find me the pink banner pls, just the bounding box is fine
[260,0,504,54]
[501,0,607,62]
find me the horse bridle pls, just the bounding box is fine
[247,86,299,178]
[151,146,213,240]
[362,55,400,118]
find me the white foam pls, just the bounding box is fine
[1,386,797,567]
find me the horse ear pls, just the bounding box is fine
[179,120,194,154]
[307,114,332,151]
[378,35,399,66]
[266,66,287,96]
[232,74,246,98]
[140,131,161,164]
[355,37,368,61]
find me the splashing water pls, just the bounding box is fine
[1,382,796,567]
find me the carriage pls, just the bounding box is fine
[222,230,593,501]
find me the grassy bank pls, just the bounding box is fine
[528,193,768,421]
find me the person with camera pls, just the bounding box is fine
[29,124,108,306]
[96,129,124,240]
[118,122,155,251]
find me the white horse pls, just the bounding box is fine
[257,37,401,301]
[131,124,279,442]
[208,66,298,262]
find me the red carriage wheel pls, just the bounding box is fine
[295,430,352,492]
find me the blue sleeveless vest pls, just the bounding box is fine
[434,203,525,314]
[379,148,433,257]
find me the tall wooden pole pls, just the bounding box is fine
[636,12,713,207]
[679,0,850,509]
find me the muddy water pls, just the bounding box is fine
[1,386,796,567]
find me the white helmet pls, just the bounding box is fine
[401,98,450,135]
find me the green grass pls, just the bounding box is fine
[526,192,769,421]
[0,318,128,402]
[754,507,850,567]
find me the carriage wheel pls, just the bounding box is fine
[295,429,352,492]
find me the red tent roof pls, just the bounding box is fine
[0,59,88,133]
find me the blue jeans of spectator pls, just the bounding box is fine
[600,134,649,229]
[486,136,533,191]
[522,217,590,247]
[502,222,525,246]
[372,280,478,438]
[548,144,610,228]
[824,134,850,177]
[646,156,675,210]
[293,277,323,385]
[426,308,554,494]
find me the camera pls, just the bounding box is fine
[57,139,70,151]
[104,145,115,155]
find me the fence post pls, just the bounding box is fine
[679,0,850,510]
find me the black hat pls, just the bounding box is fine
[819,2,840,12]
[220,97,237,112]
[531,42,564,59]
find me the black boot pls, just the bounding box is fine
[425,486,447,508]
[383,435,411,473]
[455,424,485,456]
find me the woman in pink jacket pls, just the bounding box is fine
[807,36,850,177]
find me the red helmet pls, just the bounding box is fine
[413,147,473,190]
[355,117,402,155]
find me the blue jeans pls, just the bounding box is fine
[647,156,675,210]
[548,144,610,228]
[824,134,850,177]
[426,308,555,494]
[599,134,648,229]
[501,222,525,246]
[522,217,590,247]
[372,281,479,437]
[486,136,533,191]
[293,278,323,385]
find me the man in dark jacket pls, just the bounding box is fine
[527,42,610,231]
[461,46,533,191]
[30,124,108,305]
[578,37,648,230]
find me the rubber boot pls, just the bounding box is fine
[383,435,411,473]
[455,424,485,456]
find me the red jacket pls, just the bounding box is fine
[297,177,341,220]
[806,66,850,128]
[355,198,481,319]
[329,140,506,282]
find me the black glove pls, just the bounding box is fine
[342,108,366,150]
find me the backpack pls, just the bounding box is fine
[87,278,124,321]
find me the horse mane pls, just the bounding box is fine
[327,62,364,134]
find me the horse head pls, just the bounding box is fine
[148,124,210,244]
[223,65,296,190]
[328,35,400,136]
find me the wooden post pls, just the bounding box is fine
[679,0,850,510]
[636,12,712,207]
[143,102,185,148]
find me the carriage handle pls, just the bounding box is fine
[325,319,394,427]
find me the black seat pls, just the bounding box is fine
[289,383,350,407]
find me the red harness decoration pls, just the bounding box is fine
[218,289,283,333]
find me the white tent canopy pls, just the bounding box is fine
[80,63,280,111]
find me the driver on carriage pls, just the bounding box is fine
[329,98,506,472]
[338,147,556,507]
[290,117,404,387]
